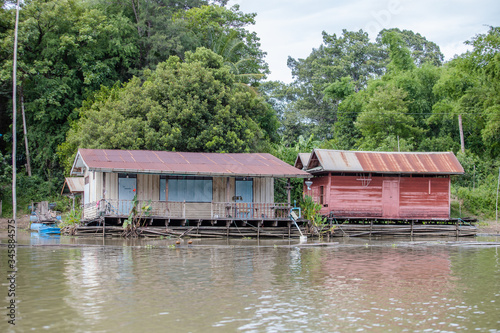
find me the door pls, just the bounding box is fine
[235,179,253,218]
[119,175,136,215]
[382,180,399,218]
[159,177,167,201]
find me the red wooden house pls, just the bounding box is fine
[295,149,464,220]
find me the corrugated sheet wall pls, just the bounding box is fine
[137,174,160,201]
[89,174,275,204]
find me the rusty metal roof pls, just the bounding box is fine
[61,177,85,195]
[294,153,311,170]
[305,149,464,175]
[71,149,310,178]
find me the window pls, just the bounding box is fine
[319,185,324,205]
[168,176,212,202]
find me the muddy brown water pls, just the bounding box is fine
[1,231,499,332]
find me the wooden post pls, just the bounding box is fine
[411,220,414,238]
[286,178,291,206]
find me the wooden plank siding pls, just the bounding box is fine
[309,174,451,220]
[399,177,450,219]
[83,173,277,221]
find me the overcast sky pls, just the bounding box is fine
[227,0,500,83]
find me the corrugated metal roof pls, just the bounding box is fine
[71,149,310,178]
[61,177,85,195]
[306,149,464,174]
[294,153,311,170]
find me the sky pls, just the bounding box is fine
[226,0,500,83]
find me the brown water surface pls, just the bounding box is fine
[1,232,499,332]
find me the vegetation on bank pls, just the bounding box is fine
[0,1,498,220]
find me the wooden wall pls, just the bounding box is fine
[86,173,275,204]
[309,174,451,219]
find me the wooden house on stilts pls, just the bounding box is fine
[70,149,310,236]
[295,149,476,236]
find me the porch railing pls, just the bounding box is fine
[82,200,291,221]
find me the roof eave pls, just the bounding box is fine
[306,169,464,175]
[88,167,310,178]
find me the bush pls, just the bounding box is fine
[453,171,499,219]
[0,170,70,216]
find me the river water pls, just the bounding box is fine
[1,231,499,332]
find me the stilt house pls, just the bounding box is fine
[70,149,309,224]
[295,149,464,220]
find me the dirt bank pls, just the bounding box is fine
[0,216,31,230]
[476,220,500,235]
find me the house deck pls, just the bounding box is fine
[82,200,293,224]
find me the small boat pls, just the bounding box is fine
[30,222,61,234]
[29,201,61,235]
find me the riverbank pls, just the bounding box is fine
[0,215,30,229]
[476,220,500,235]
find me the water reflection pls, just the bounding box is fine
[30,231,61,246]
[0,233,499,332]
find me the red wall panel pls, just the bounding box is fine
[308,174,450,219]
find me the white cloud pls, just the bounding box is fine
[228,0,500,82]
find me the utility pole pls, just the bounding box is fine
[12,0,20,228]
[458,114,465,154]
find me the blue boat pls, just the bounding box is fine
[30,221,61,234]
[29,203,62,235]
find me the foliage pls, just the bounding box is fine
[59,47,279,171]
[0,0,139,178]
[1,0,499,222]
[60,207,82,228]
[0,170,68,216]
[300,195,331,237]
[355,84,423,150]
[177,4,268,82]
[284,29,387,140]
[122,194,152,237]
[377,28,444,67]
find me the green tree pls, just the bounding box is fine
[0,0,139,178]
[177,4,268,82]
[59,48,279,170]
[285,29,387,140]
[377,28,444,67]
[355,84,424,150]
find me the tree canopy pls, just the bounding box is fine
[59,47,278,170]
[0,0,498,219]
